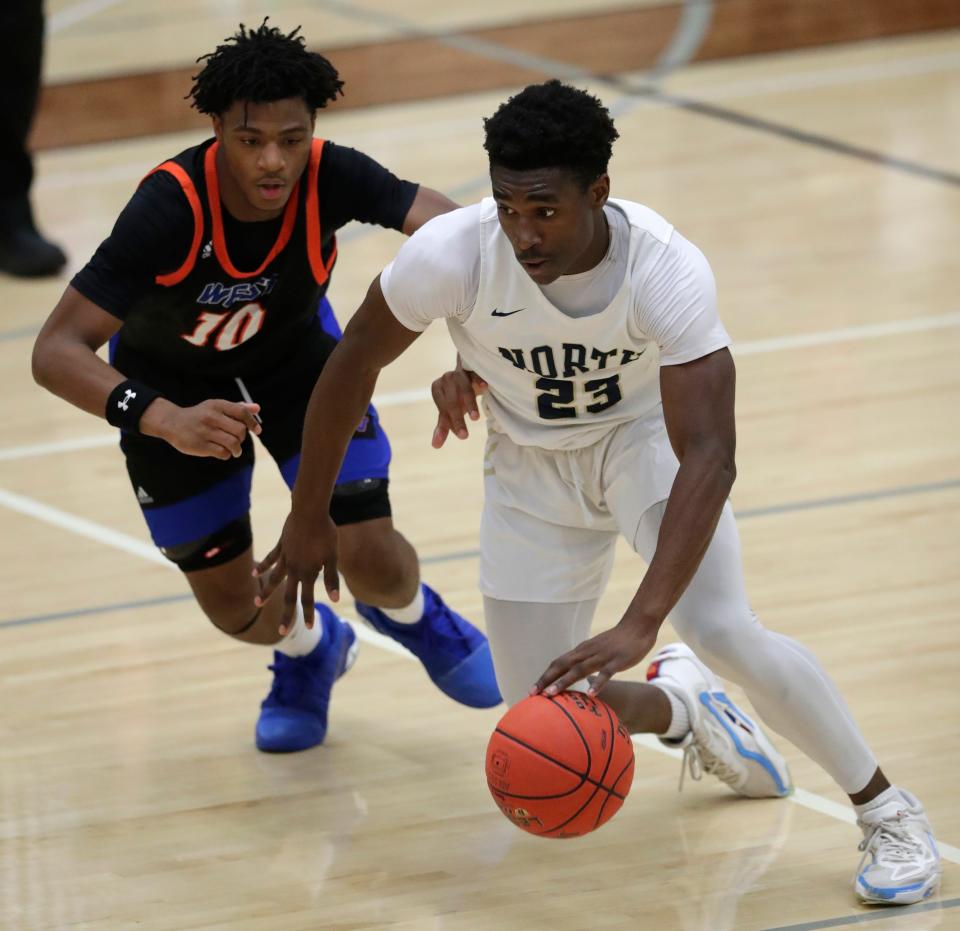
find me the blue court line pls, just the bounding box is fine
[0,323,40,342]
[0,592,194,629]
[0,547,481,630]
[736,477,960,520]
[762,896,960,931]
[1,475,957,632]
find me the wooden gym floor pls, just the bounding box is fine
[1,3,958,929]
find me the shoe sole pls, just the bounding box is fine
[433,640,502,708]
[856,871,940,905]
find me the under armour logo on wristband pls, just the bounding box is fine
[105,379,160,434]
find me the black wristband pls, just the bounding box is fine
[105,379,162,434]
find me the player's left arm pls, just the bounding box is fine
[630,346,737,622]
[402,185,459,235]
[534,347,737,696]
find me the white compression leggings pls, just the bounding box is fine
[484,500,879,795]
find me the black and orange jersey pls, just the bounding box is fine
[72,137,417,387]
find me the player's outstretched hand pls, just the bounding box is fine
[253,511,340,635]
[532,620,659,698]
[431,366,488,448]
[151,398,262,459]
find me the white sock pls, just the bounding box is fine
[854,785,902,819]
[654,685,691,741]
[275,602,323,657]
[381,584,425,624]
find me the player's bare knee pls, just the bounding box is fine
[208,603,262,637]
[191,582,261,636]
[341,545,412,600]
[339,523,415,598]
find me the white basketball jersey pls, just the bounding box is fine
[447,197,674,450]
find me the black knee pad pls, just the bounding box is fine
[330,477,392,525]
[159,515,253,571]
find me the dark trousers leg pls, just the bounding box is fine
[0,0,44,200]
[0,0,66,275]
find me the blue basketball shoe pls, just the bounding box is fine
[255,605,358,753]
[355,584,502,708]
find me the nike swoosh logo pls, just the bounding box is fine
[491,307,525,317]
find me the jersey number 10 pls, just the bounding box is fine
[181,303,266,352]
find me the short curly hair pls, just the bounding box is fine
[189,19,343,116]
[483,80,619,188]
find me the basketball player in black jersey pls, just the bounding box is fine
[31,21,501,754]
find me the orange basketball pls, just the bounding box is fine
[485,691,635,838]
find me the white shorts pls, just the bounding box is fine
[479,406,680,602]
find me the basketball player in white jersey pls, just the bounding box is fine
[258,81,941,906]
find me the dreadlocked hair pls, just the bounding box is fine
[483,80,619,188]
[189,19,344,115]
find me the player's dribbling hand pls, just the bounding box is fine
[430,366,488,448]
[531,620,659,698]
[253,511,340,635]
[145,398,262,459]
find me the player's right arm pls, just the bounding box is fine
[255,275,423,627]
[32,286,261,460]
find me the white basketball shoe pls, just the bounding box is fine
[646,642,792,798]
[855,789,941,905]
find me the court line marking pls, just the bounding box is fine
[760,897,960,931]
[48,0,129,35]
[633,734,960,864]
[312,0,960,188]
[0,325,41,343]
[4,310,958,463]
[737,478,960,520]
[0,433,119,461]
[3,463,960,635]
[21,39,957,184]
[0,485,414,657]
[0,543,486,631]
[649,0,714,78]
[733,312,960,356]
[0,591,193,629]
[2,478,960,864]
[4,473,959,631]
[649,88,960,188]
[675,48,960,103]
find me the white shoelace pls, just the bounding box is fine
[857,815,925,873]
[679,742,741,792]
